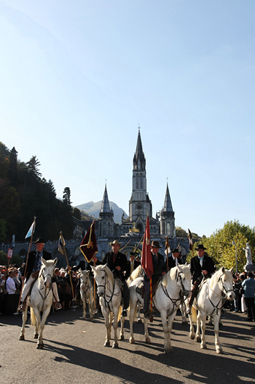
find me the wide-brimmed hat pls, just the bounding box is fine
[34,238,46,244]
[195,244,207,251]
[111,240,121,246]
[151,240,161,248]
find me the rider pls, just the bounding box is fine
[143,240,167,319]
[186,244,216,315]
[18,238,52,312]
[166,248,184,271]
[102,240,130,317]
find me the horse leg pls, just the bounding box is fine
[112,308,119,348]
[200,314,207,349]
[19,305,28,341]
[36,305,51,349]
[195,312,201,343]
[161,310,172,353]
[103,311,111,347]
[188,312,195,340]
[89,292,94,321]
[119,315,125,341]
[32,307,41,344]
[129,295,137,344]
[214,313,223,354]
[82,296,86,319]
[144,317,151,344]
[180,302,188,324]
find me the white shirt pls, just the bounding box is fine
[6,276,16,294]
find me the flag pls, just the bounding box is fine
[188,228,193,251]
[165,237,171,256]
[25,220,36,239]
[80,221,98,262]
[58,232,66,255]
[141,216,153,279]
[7,248,13,258]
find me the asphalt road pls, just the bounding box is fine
[1,307,255,384]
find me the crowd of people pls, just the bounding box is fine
[1,238,255,323]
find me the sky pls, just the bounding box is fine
[0,0,254,238]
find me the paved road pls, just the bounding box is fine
[1,307,255,384]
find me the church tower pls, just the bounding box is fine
[98,184,115,236]
[129,129,153,233]
[160,183,175,237]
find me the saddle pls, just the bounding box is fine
[136,278,161,298]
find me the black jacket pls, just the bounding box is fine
[190,254,216,283]
[102,251,128,281]
[24,250,51,280]
[167,256,184,271]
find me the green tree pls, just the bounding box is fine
[73,207,81,220]
[8,147,18,187]
[63,187,71,205]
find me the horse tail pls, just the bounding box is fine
[117,305,122,322]
[191,306,197,323]
[30,308,37,326]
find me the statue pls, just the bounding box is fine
[243,242,255,272]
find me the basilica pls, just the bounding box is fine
[97,130,175,239]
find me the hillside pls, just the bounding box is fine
[76,201,128,224]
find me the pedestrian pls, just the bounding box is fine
[241,272,255,321]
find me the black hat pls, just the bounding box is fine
[34,238,46,244]
[195,244,206,250]
[151,240,161,248]
[172,248,180,254]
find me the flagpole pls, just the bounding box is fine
[17,216,36,310]
[93,258,96,312]
[60,231,75,300]
[150,278,153,322]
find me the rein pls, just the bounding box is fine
[207,273,234,316]
[37,272,53,303]
[160,270,188,315]
[97,271,121,310]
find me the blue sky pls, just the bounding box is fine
[0,0,254,237]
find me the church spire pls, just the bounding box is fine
[100,184,111,213]
[162,183,173,212]
[133,128,146,171]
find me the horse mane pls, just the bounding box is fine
[161,266,178,287]
[129,265,143,281]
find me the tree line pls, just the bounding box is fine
[0,142,76,243]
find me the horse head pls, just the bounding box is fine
[218,267,235,301]
[176,264,192,297]
[40,258,58,289]
[80,270,91,291]
[91,264,109,297]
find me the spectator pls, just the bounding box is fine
[5,268,19,315]
[242,272,255,322]
[233,273,242,312]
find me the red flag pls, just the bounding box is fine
[80,222,98,262]
[141,216,153,279]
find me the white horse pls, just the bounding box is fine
[127,264,192,353]
[188,267,235,354]
[126,265,144,322]
[79,269,94,321]
[19,258,58,349]
[91,264,123,348]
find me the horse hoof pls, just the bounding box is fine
[196,336,201,343]
[37,343,43,349]
[119,335,124,341]
[19,335,25,341]
[216,347,223,354]
[190,333,195,340]
[182,320,188,325]
[200,343,207,349]
[138,318,142,323]
[129,337,135,344]
[164,348,173,354]
[34,334,38,339]
[104,341,110,347]
[145,337,151,344]
[112,342,118,349]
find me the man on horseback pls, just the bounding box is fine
[125,252,140,280]
[143,240,167,319]
[167,248,184,271]
[18,238,52,312]
[102,240,130,317]
[186,244,216,314]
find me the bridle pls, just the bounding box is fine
[96,270,121,309]
[38,269,53,301]
[207,272,234,315]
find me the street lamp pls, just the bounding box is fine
[232,241,238,273]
